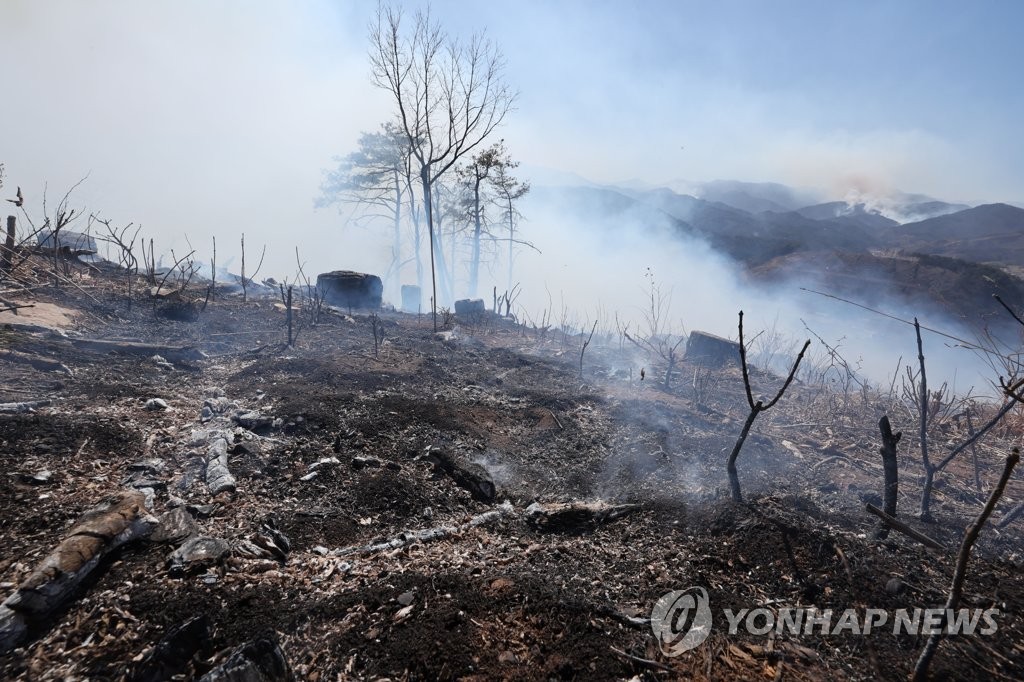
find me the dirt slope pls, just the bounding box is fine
[1,262,1022,680]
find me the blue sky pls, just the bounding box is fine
[1,0,1022,279]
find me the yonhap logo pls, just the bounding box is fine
[651,587,713,656]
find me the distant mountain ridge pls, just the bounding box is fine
[524,179,1024,324]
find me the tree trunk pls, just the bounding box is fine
[506,199,514,293]
[420,167,439,331]
[431,184,454,305]
[469,178,482,297]
[391,169,403,301]
[409,192,424,294]
[727,405,761,502]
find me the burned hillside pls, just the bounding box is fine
[0,254,1023,681]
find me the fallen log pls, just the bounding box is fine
[205,434,237,495]
[865,503,945,551]
[0,399,51,414]
[526,501,641,532]
[0,490,157,653]
[198,635,294,682]
[429,448,496,502]
[70,338,206,363]
[334,501,514,557]
[0,349,72,374]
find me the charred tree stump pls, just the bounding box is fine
[316,270,383,310]
[285,285,293,347]
[1,216,14,274]
[454,298,485,316]
[0,491,157,653]
[685,330,740,368]
[875,416,902,540]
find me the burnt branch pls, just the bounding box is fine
[579,320,597,380]
[993,294,1024,329]
[865,503,944,551]
[913,319,936,522]
[240,234,266,303]
[913,448,1020,681]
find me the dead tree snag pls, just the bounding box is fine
[1,215,14,274]
[726,311,810,502]
[875,415,901,540]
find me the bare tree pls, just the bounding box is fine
[23,176,90,286]
[370,4,516,330]
[239,233,266,303]
[319,123,412,297]
[488,147,531,292]
[93,214,141,311]
[727,311,811,502]
[457,141,502,297]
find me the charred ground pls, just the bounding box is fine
[1,262,1022,681]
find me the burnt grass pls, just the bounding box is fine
[1,272,1023,680]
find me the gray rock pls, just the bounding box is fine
[232,410,274,431]
[176,456,206,492]
[145,398,169,411]
[151,507,200,544]
[168,536,231,575]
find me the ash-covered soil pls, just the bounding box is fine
[1,270,1022,681]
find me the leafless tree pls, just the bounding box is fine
[93,214,141,311]
[488,145,531,292]
[370,4,516,330]
[319,123,413,297]
[727,311,811,502]
[240,233,266,303]
[457,142,500,297]
[579,320,597,380]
